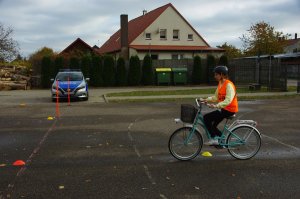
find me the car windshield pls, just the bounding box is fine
[56,72,83,81]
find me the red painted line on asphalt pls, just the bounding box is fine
[0,119,58,198]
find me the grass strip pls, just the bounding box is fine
[108,93,299,103]
[106,86,296,97]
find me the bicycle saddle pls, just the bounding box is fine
[226,114,236,120]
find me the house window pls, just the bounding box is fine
[173,29,179,40]
[188,34,193,40]
[172,54,178,60]
[160,29,167,39]
[172,54,184,60]
[145,33,151,40]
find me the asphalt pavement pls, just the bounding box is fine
[0,88,299,199]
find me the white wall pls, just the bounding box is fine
[131,7,208,46]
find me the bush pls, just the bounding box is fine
[54,56,64,75]
[41,56,52,88]
[81,55,91,77]
[128,55,141,86]
[116,57,127,86]
[207,55,216,83]
[141,54,153,85]
[91,55,103,87]
[192,56,202,84]
[218,55,228,66]
[69,57,80,69]
[102,55,115,86]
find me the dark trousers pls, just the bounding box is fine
[203,109,235,138]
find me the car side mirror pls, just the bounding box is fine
[50,78,54,82]
[85,78,90,81]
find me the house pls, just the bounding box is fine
[283,33,300,53]
[97,3,224,60]
[60,38,100,57]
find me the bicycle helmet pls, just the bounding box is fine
[214,66,228,75]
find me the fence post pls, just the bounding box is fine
[298,65,300,94]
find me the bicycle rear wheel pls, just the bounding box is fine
[168,127,203,161]
[226,125,261,160]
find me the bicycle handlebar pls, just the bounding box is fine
[195,98,200,107]
[195,98,216,109]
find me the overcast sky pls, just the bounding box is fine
[0,0,299,58]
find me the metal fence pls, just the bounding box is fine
[228,58,287,91]
[150,58,289,90]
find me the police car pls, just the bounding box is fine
[51,69,89,101]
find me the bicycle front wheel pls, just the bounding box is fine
[227,125,261,160]
[168,127,203,161]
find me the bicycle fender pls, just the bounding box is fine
[230,124,261,136]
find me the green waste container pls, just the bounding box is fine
[155,68,171,85]
[172,68,188,85]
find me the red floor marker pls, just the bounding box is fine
[13,160,25,166]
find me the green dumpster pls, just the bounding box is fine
[155,68,171,85]
[172,68,188,85]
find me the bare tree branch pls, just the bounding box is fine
[0,22,19,62]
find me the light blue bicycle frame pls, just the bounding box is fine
[184,108,245,148]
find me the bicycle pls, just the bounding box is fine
[168,99,261,161]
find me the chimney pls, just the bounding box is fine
[120,14,129,60]
[295,33,298,40]
[143,9,147,15]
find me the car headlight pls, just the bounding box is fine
[77,85,85,90]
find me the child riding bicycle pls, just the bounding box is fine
[200,66,238,146]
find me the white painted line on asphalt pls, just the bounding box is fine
[128,131,134,142]
[262,134,299,151]
[128,123,133,130]
[160,194,168,199]
[143,165,156,185]
[133,145,141,158]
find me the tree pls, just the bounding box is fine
[29,47,55,76]
[29,47,55,61]
[91,55,103,87]
[69,57,80,69]
[102,55,115,86]
[0,23,19,62]
[240,21,289,56]
[116,57,127,86]
[81,55,92,77]
[218,55,228,66]
[141,54,153,85]
[128,55,141,86]
[217,42,242,60]
[54,56,64,75]
[207,55,216,84]
[41,56,52,88]
[192,56,202,84]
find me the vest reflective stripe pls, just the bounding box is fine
[218,80,238,113]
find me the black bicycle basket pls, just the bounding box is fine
[180,104,197,123]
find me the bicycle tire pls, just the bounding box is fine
[168,127,203,161]
[226,125,261,160]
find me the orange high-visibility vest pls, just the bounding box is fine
[218,80,238,113]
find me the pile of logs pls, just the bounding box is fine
[0,65,31,90]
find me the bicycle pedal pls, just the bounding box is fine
[214,145,226,149]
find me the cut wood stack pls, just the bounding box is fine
[0,65,31,91]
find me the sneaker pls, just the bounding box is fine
[204,139,219,146]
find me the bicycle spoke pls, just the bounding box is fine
[169,127,203,161]
[227,126,261,160]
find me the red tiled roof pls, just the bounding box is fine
[60,38,94,54]
[130,45,224,51]
[283,38,300,47]
[97,3,211,54]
